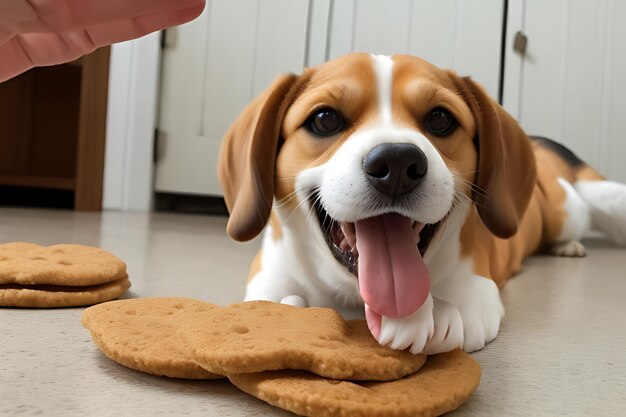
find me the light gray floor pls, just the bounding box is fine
[1,208,625,416]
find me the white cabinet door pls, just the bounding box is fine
[327,0,505,99]
[156,0,505,197]
[503,0,626,182]
[155,0,310,196]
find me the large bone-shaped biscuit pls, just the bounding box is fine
[178,301,426,381]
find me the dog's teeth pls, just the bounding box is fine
[413,222,425,244]
[332,225,344,242]
[339,238,351,252]
[341,222,357,249]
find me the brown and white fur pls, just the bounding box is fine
[218,53,626,354]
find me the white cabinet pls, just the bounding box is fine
[503,0,626,182]
[326,0,504,98]
[155,0,505,197]
[155,0,310,195]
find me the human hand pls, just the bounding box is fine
[0,0,205,82]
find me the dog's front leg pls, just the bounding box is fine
[375,295,435,354]
[375,295,467,355]
[245,271,308,306]
[432,272,505,352]
[422,297,465,354]
[278,294,309,307]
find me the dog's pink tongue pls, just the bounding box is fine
[355,213,430,320]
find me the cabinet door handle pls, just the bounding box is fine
[513,31,528,55]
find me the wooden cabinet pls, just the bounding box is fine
[0,47,110,210]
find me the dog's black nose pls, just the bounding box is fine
[363,143,428,197]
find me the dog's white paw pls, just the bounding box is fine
[458,278,504,352]
[550,240,586,257]
[433,273,504,353]
[423,298,464,354]
[377,296,434,354]
[280,295,308,307]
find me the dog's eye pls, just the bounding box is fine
[306,108,345,137]
[424,107,458,137]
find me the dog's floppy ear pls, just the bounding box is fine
[451,75,536,238]
[218,74,299,242]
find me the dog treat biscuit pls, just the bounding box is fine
[228,349,480,417]
[0,242,130,307]
[82,298,222,379]
[178,301,426,381]
[0,278,130,308]
[0,242,128,286]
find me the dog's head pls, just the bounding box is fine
[219,53,535,318]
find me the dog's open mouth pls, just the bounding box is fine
[313,199,441,276]
[312,195,442,325]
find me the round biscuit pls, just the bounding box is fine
[0,278,130,308]
[228,349,480,417]
[0,242,127,286]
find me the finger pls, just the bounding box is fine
[0,0,38,34]
[7,0,205,34]
[87,4,204,46]
[0,5,204,82]
[0,28,14,45]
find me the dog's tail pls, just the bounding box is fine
[576,179,626,246]
[532,136,626,246]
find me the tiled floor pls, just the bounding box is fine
[1,208,625,416]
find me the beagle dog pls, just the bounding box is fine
[218,53,626,354]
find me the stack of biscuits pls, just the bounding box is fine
[82,298,480,417]
[0,242,130,308]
